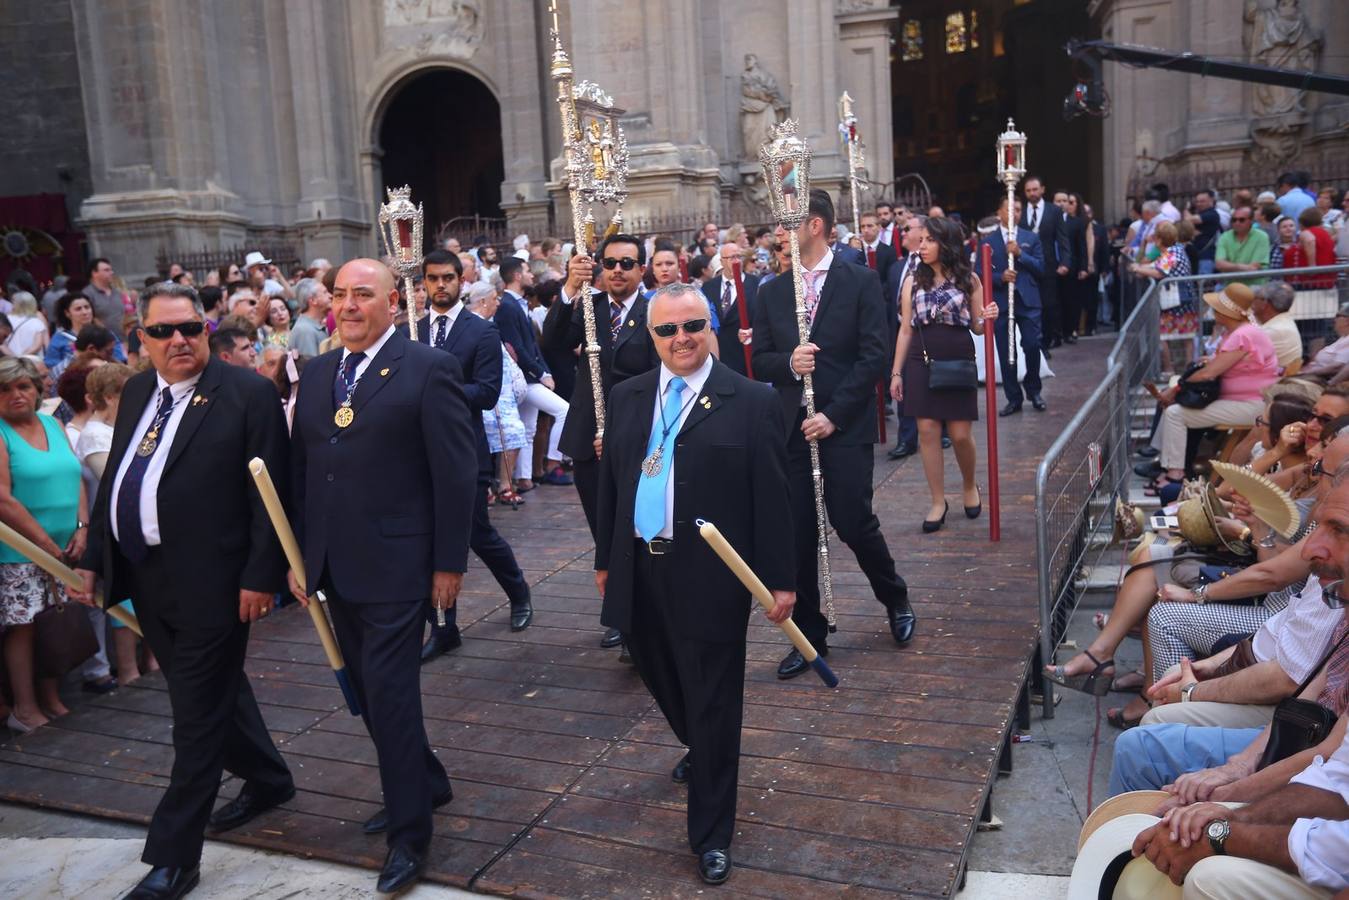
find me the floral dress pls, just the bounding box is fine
[483,346,528,453]
[1154,245,1197,340]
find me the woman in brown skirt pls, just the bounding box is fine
[890,216,997,532]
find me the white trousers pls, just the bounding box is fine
[1141,700,1276,730]
[1184,856,1330,899]
[515,382,569,478]
[1153,398,1265,470]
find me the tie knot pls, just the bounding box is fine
[344,351,365,374]
[159,386,175,408]
[668,376,686,395]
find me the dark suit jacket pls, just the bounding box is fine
[493,291,548,384]
[291,331,477,603]
[831,243,866,267]
[540,289,660,462]
[595,361,793,642]
[979,228,1044,310]
[751,255,889,445]
[701,274,759,376]
[81,359,289,627]
[1062,214,1089,275]
[417,308,501,478]
[1019,201,1072,272]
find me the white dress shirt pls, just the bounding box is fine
[110,371,203,545]
[342,323,396,383]
[1288,731,1349,889]
[426,303,462,346]
[560,285,639,327]
[1251,576,1340,683]
[791,248,835,386]
[1025,199,1045,232]
[637,354,714,540]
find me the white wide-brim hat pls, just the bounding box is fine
[243,251,271,270]
[1067,812,1183,900]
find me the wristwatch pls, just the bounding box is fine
[1181,682,1199,703]
[1206,819,1230,855]
[1192,583,1209,605]
[1257,527,1279,549]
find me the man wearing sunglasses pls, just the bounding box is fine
[595,282,794,885]
[752,188,915,681]
[73,283,296,900]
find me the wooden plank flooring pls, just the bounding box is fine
[0,347,1102,897]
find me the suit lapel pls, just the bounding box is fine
[443,308,473,354]
[352,331,405,412]
[106,371,155,477]
[613,294,645,354]
[163,359,222,475]
[677,362,733,439]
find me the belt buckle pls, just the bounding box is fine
[647,539,672,556]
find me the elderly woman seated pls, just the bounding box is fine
[1147,284,1280,494]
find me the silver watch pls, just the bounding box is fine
[1192,583,1209,605]
[1181,682,1199,703]
[1206,819,1230,855]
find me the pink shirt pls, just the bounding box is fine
[1218,322,1279,402]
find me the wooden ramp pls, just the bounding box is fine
[0,349,1101,897]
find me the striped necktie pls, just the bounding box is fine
[610,299,624,341]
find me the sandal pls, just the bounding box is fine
[1106,704,1147,730]
[1111,670,1146,694]
[1044,650,1116,697]
[497,489,524,508]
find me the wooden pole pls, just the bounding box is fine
[0,519,142,635]
[981,244,1001,542]
[730,258,754,378]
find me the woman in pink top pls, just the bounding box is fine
[1147,282,1278,491]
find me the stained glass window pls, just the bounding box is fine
[969,10,980,49]
[901,19,923,62]
[945,12,967,54]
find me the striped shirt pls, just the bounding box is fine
[1253,575,1342,684]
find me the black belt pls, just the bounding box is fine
[638,538,675,556]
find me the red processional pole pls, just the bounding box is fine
[981,243,1000,542]
[678,254,689,284]
[729,259,754,378]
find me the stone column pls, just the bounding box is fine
[837,3,899,204]
[497,0,552,237]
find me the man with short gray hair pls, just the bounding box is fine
[1252,281,1302,370]
[288,278,330,358]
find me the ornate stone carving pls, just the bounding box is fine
[836,0,889,12]
[383,0,484,58]
[740,54,790,162]
[1243,0,1323,166]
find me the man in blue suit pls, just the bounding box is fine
[981,198,1047,415]
[289,258,478,894]
[417,250,532,664]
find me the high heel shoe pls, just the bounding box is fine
[922,501,949,533]
[964,487,982,519]
[6,713,38,734]
[1044,650,1116,697]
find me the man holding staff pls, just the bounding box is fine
[595,282,794,885]
[752,189,916,680]
[288,259,477,895]
[71,283,294,900]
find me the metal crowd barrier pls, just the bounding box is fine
[1033,262,1349,718]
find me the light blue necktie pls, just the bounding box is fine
[635,376,687,541]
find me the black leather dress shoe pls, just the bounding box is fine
[122,865,199,900]
[887,441,916,460]
[600,627,623,648]
[777,647,826,680]
[1030,394,1047,411]
[672,752,691,784]
[698,849,732,885]
[208,782,295,832]
[998,402,1022,417]
[376,844,425,895]
[510,598,533,632]
[419,630,462,665]
[1135,445,1159,459]
[888,604,917,645]
[1133,460,1163,479]
[363,786,453,835]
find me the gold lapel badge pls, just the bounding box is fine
[192,395,207,406]
[699,395,712,408]
[380,367,390,376]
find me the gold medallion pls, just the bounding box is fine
[640,446,664,478]
[334,405,355,428]
[136,435,158,457]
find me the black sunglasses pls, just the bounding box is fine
[1311,458,1326,478]
[1312,413,1335,427]
[142,321,206,340]
[602,257,640,271]
[651,318,709,338]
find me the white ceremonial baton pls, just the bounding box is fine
[996,120,1027,371]
[0,519,142,635]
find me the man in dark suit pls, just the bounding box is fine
[751,189,915,680]
[981,197,1047,415]
[74,283,294,900]
[858,210,898,285]
[1019,175,1072,350]
[596,283,794,885]
[289,259,478,895]
[700,242,759,376]
[415,250,532,662]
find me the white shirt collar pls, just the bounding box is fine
[343,323,396,363]
[429,302,461,328]
[658,353,714,399]
[155,370,203,400]
[809,247,834,275]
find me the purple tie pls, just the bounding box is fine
[803,270,823,326]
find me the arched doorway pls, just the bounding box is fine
[377,68,504,241]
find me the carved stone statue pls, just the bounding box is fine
[1243,0,1324,165]
[740,54,789,159]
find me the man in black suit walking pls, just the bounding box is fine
[540,234,660,649]
[416,250,532,663]
[752,189,916,680]
[1019,175,1072,349]
[596,283,794,885]
[289,258,478,895]
[700,242,758,376]
[74,283,294,900]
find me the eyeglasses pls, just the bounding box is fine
[1311,458,1326,478]
[1255,416,1268,428]
[650,318,709,338]
[1311,413,1336,427]
[142,321,206,340]
[601,257,640,271]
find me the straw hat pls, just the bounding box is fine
[1210,461,1301,539]
[1078,791,1171,852]
[1202,282,1254,320]
[1176,492,1220,547]
[1067,813,1182,900]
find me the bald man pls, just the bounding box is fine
[288,259,477,895]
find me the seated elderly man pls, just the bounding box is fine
[1252,281,1303,372]
[1301,304,1349,379]
[1110,467,1349,801]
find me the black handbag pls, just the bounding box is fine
[915,322,978,392]
[33,578,99,678]
[1175,361,1221,409]
[1255,628,1347,771]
